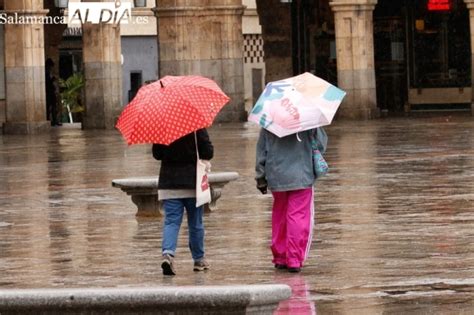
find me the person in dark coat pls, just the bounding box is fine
[152,129,213,276]
[45,58,61,126]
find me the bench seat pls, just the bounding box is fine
[112,172,239,217]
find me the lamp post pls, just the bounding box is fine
[54,0,69,9]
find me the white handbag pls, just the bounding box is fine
[195,132,211,207]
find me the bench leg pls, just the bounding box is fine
[131,194,163,217]
[131,192,220,216]
[127,183,228,215]
[204,186,223,213]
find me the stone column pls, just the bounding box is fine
[330,0,379,119]
[463,0,474,114]
[82,1,123,129]
[155,1,246,122]
[255,0,293,83]
[2,0,50,134]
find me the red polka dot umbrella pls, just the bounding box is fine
[116,75,230,145]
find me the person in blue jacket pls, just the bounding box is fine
[255,128,327,273]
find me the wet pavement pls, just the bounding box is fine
[1,116,474,314]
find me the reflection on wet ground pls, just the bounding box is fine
[1,116,474,313]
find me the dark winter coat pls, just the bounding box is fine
[152,129,213,189]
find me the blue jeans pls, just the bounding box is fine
[162,198,205,261]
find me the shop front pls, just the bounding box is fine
[375,0,471,113]
[257,0,473,117]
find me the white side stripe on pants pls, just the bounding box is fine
[303,187,315,262]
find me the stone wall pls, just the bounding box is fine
[121,36,159,105]
[2,0,50,134]
[82,21,123,129]
[256,0,293,82]
[0,24,5,127]
[156,1,246,122]
[330,0,379,119]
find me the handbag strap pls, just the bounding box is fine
[310,129,318,150]
[194,131,200,160]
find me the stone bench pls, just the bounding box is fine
[0,284,291,314]
[112,172,239,217]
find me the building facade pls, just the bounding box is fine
[257,0,474,118]
[1,0,474,135]
[59,1,159,108]
[0,0,247,134]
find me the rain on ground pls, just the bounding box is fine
[1,116,474,314]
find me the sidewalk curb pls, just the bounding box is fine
[0,284,291,314]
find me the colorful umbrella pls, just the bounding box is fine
[116,75,230,145]
[248,72,346,137]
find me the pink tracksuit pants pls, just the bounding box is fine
[271,187,314,268]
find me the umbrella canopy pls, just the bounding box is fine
[116,75,230,145]
[248,72,346,137]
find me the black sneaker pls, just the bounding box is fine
[161,254,176,276]
[274,264,287,270]
[193,259,210,272]
[288,267,301,273]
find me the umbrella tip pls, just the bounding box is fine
[160,80,164,88]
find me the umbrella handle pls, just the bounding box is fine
[296,132,302,142]
[160,80,164,88]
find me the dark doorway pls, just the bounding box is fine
[129,71,143,102]
[374,1,408,114]
[407,0,470,90]
[374,0,471,113]
[59,50,83,80]
[252,68,264,105]
[407,0,471,111]
[290,0,336,84]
